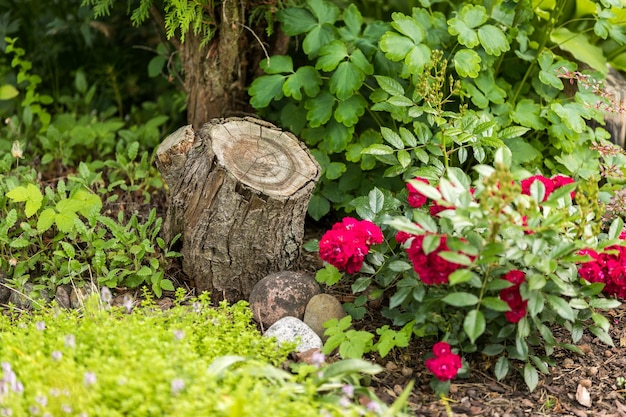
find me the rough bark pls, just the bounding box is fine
[155,117,321,301]
[180,0,244,128]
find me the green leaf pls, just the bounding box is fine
[589,325,614,347]
[380,32,414,61]
[55,211,78,233]
[72,189,103,218]
[249,74,286,108]
[551,102,587,133]
[448,269,473,285]
[37,208,56,233]
[324,121,353,152]
[334,95,367,127]
[546,295,576,321]
[147,55,165,78]
[453,49,481,78]
[8,184,43,218]
[390,12,424,44]
[463,309,485,343]
[438,251,473,266]
[304,24,339,57]
[316,263,343,285]
[608,218,624,240]
[388,260,412,272]
[477,25,510,56]
[60,241,76,258]
[591,312,610,332]
[442,292,479,307]
[482,296,511,312]
[6,185,30,202]
[283,66,322,100]
[494,356,510,380]
[447,4,488,48]
[589,298,621,309]
[342,4,362,39]
[308,0,340,25]
[329,61,364,100]
[277,7,317,35]
[512,99,547,130]
[499,126,530,140]
[550,27,607,73]
[316,40,348,71]
[380,127,404,149]
[375,75,404,96]
[305,91,336,127]
[326,162,346,180]
[261,55,294,74]
[308,194,330,221]
[523,363,539,392]
[368,187,384,214]
[0,84,19,100]
[362,144,394,155]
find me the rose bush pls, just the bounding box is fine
[315,148,623,392]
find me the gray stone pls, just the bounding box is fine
[55,285,71,309]
[303,293,346,341]
[8,283,51,309]
[0,273,10,304]
[264,316,322,352]
[249,271,320,328]
[70,284,95,309]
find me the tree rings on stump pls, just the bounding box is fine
[155,117,321,301]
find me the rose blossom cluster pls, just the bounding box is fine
[319,217,383,274]
[520,174,575,201]
[396,231,474,285]
[498,270,528,323]
[578,233,626,299]
[425,341,463,382]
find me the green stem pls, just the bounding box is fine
[512,1,568,103]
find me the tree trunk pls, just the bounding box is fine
[180,0,244,128]
[155,117,320,301]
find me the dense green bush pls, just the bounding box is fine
[250,0,626,219]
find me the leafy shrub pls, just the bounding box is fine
[0,291,411,416]
[249,0,626,219]
[314,148,622,392]
[0,151,176,297]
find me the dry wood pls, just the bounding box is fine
[156,117,320,301]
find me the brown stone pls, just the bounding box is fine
[249,271,320,328]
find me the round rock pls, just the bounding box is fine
[249,271,320,328]
[264,316,323,352]
[303,293,346,341]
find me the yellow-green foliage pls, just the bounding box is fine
[0,293,382,416]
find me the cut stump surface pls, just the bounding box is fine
[156,117,320,301]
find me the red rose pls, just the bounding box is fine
[504,304,527,323]
[551,175,575,199]
[432,341,452,357]
[521,175,555,201]
[406,177,430,208]
[425,350,463,382]
[395,230,414,244]
[319,218,384,274]
[405,234,473,285]
[319,229,368,274]
[503,270,525,286]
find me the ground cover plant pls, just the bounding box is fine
[0,290,411,416]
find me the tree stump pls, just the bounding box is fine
[155,117,321,301]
